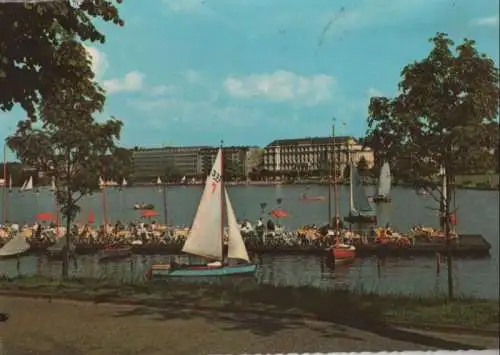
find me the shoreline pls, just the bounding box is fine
[0,276,498,335]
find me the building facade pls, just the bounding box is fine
[132,145,253,181]
[263,136,374,174]
[132,146,207,181]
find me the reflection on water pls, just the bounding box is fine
[0,253,497,299]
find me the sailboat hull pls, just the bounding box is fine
[150,263,257,278]
[344,214,377,224]
[372,195,391,203]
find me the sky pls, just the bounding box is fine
[1,0,499,155]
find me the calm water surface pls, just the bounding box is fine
[1,185,498,299]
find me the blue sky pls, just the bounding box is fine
[1,0,499,155]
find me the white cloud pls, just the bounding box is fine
[83,45,109,79]
[129,98,261,127]
[103,71,145,94]
[224,70,335,105]
[470,16,499,28]
[149,85,174,96]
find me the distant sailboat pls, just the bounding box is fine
[98,176,105,189]
[344,163,377,224]
[19,179,27,192]
[149,148,257,278]
[156,177,162,185]
[181,176,187,185]
[50,177,56,192]
[8,175,12,192]
[122,178,128,187]
[373,162,392,203]
[24,176,34,191]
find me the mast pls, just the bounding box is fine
[101,170,108,226]
[327,121,332,226]
[220,140,224,260]
[2,143,7,224]
[332,119,338,226]
[348,140,354,212]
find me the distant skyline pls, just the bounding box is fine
[1,0,499,160]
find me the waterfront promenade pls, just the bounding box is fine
[0,296,497,354]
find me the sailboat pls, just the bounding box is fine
[19,179,27,192]
[24,176,34,192]
[0,234,30,258]
[156,177,162,185]
[49,177,56,192]
[122,178,128,187]
[149,148,257,278]
[98,176,105,189]
[181,176,187,185]
[343,163,377,224]
[8,175,12,192]
[372,162,392,203]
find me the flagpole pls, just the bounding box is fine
[2,142,8,224]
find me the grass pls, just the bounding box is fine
[0,275,498,331]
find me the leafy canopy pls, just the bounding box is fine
[366,33,499,187]
[0,0,123,119]
[6,38,126,223]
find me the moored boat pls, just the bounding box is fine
[0,234,30,259]
[133,203,155,210]
[98,246,132,262]
[330,243,356,263]
[148,147,257,279]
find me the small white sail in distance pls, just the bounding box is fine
[377,162,391,197]
[20,180,27,191]
[122,178,128,186]
[24,176,34,191]
[98,176,105,189]
[9,175,12,189]
[225,188,250,262]
[156,176,162,185]
[50,177,56,191]
[182,148,223,261]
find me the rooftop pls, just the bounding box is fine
[266,136,357,147]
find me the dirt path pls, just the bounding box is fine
[0,296,497,355]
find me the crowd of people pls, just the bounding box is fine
[0,217,427,253]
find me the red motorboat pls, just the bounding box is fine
[330,243,356,263]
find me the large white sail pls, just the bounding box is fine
[225,188,250,262]
[24,176,33,191]
[182,149,223,260]
[351,165,373,215]
[0,234,30,256]
[377,162,391,197]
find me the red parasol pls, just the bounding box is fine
[140,210,159,218]
[35,212,56,221]
[269,208,288,218]
[88,209,95,224]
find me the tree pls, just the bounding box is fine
[7,39,125,280]
[0,1,123,120]
[366,33,499,299]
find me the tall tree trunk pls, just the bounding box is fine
[444,160,454,299]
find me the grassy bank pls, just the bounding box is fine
[0,276,498,332]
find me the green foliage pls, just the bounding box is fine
[367,33,499,188]
[6,38,123,229]
[0,1,123,120]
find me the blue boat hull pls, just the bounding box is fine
[151,263,257,278]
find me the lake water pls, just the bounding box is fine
[1,185,498,299]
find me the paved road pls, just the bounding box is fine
[0,296,497,355]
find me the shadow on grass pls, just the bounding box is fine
[1,275,497,350]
